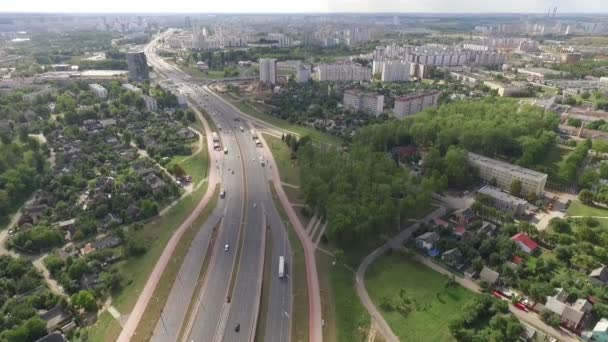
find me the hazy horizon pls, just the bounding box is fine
[1,0,607,15]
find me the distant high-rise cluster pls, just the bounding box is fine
[314,26,371,46]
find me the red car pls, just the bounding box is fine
[514,302,530,312]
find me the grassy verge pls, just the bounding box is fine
[132,186,220,342]
[568,200,608,217]
[86,312,122,342]
[168,146,209,185]
[255,226,273,342]
[269,182,309,342]
[316,251,370,342]
[263,133,301,186]
[222,94,341,146]
[365,253,478,342]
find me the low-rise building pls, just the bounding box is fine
[478,186,528,216]
[143,95,158,112]
[415,231,440,251]
[442,248,463,266]
[89,84,107,99]
[343,89,384,116]
[511,232,539,254]
[483,81,531,97]
[592,318,608,342]
[545,288,592,331]
[468,152,547,195]
[393,90,440,119]
[590,266,608,286]
[479,266,500,286]
[296,64,310,83]
[121,83,142,93]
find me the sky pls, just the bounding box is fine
[0,0,607,14]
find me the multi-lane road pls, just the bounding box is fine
[145,32,292,342]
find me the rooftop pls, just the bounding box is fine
[511,232,539,251]
[395,90,441,102]
[478,186,528,206]
[469,152,547,181]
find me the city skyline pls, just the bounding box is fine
[1,0,607,14]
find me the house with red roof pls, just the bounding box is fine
[511,233,539,255]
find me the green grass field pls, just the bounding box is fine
[223,94,341,146]
[168,147,209,185]
[365,254,478,342]
[568,200,608,217]
[263,133,301,187]
[317,251,370,342]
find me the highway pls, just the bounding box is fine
[145,31,292,342]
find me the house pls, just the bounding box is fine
[39,305,72,330]
[126,204,141,221]
[453,226,466,238]
[102,213,123,228]
[35,333,66,342]
[19,205,48,226]
[80,273,100,290]
[511,233,539,255]
[592,318,608,342]
[144,173,166,192]
[56,218,76,231]
[442,248,463,266]
[464,266,479,280]
[545,288,592,331]
[415,231,440,251]
[80,243,95,256]
[590,266,608,285]
[478,221,498,236]
[452,208,477,226]
[91,236,121,250]
[433,217,450,228]
[479,266,500,286]
[99,118,117,128]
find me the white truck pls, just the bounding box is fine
[278,256,285,278]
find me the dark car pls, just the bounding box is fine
[235,324,240,332]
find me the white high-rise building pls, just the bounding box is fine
[381,61,411,82]
[343,89,384,116]
[259,58,277,85]
[89,84,107,99]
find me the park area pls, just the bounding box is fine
[365,253,478,342]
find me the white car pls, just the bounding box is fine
[224,244,229,252]
[253,203,257,208]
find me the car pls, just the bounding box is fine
[232,170,234,174]
[224,244,229,252]
[253,203,257,208]
[235,324,240,332]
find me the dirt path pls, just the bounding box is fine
[32,254,67,298]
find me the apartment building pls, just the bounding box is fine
[468,152,548,195]
[89,84,107,99]
[121,83,142,93]
[317,63,372,82]
[143,95,158,112]
[296,64,310,83]
[381,61,411,82]
[126,51,149,82]
[478,186,528,216]
[343,89,384,116]
[259,58,277,85]
[393,90,440,119]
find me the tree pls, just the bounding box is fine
[71,290,97,312]
[2,316,47,342]
[510,180,522,198]
[540,309,562,327]
[579,189,595,205]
